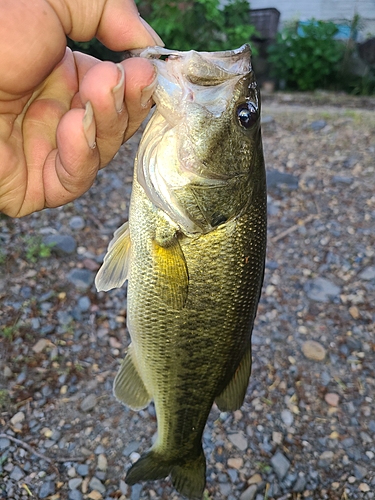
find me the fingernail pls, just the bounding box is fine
[83,101,96,149]
[139,16,165,47]
[140,73,157,108]
[113,64,125,113]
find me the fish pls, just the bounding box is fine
[95,44,267,499]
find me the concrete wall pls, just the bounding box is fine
[247,0,375,39]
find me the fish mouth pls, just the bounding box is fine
[131,44,252,77]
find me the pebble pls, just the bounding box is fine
[39,480,56,498]
[302,340,326,361]
[69,490,83,500]
[354,464,367,480]
[69,216,86,230]
[80,394,97,412]
[43,234,77,255]
[239,484,257,500]
[304,277,341,302]
[9,465,25,481]
[310,119,327,130]
[89,477,106,494]
[228,431,248,451]
[267,169,299,190]
[227,457,243,469]
[0,438,10,450]
[271,451,291,480]
[359,483,370,492]
[77,464,90,476]
[248,473,262,485]
[97,454,108,471]
[10,411,25,426]
[324,393,340,406]
[281,409,294,427]
[67,268,95,289]
[69,477,83,490]
[78,296,91,312]
[359,266,375,281]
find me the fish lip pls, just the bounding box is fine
[131,44,252,60]
[130,44,252,77]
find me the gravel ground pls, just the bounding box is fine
[0,92,375,500]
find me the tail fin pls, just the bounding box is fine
[126,449,206,499]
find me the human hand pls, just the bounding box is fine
[0,0,162,217]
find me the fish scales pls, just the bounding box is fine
[96,44,267,499]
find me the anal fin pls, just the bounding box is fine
[215,345,252,411]
[113,344,151,410]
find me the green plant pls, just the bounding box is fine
[22,235,54,262]
[137,0,257,52]
[1,325,17,340]
[268,19,345,91]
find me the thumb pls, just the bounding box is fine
[49,0,163,49]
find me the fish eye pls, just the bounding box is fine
[236,102,258,129]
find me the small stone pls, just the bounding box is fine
[310,119,327,130]
[32,338,52,353]
[0,437,11,450]
[227,457,243,469]
[281,409,294,427]
[87,492,102,500]
[69,478,83,490]
[69,490,83,500]
[271,451,290,480]
[359,483,370,492]
[293,474,307,492]
[248,473,262,485]
[302,340,326,361]
[67,269,95,289]
[272,431,283,445]
[44,234,77,255]
[319,450,334,468]
[10,465,25,481]
[228,431,248,451]
[325,393,339,407]
[359,266,375,281]
[267,170,299,190]
[10,411,25,426]
[39,480,56,499]
[67,467,76,478]
[3,366,12,378]
[89,477,106,494]
[349,306,360,319]
[240,484,257,500]
[97,454,108,471]
[80,394,97,412]
[354,465,367,480]
[77,464,89,476]
[78,296,91,312]
[304,277,341,303]
[348,476,356,484]
[69,216,85,230]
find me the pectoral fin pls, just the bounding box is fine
[215,346,252,411]
[113,344,151,410]
[152,234,189,310]
[95,221,131,292]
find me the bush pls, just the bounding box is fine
[137,0,257,52]
[267,20,345,91]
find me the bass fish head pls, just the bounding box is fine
[135,45,265,235]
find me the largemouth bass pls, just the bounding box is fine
[95,44,267,499]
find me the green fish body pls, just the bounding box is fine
[96,45,267,499]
